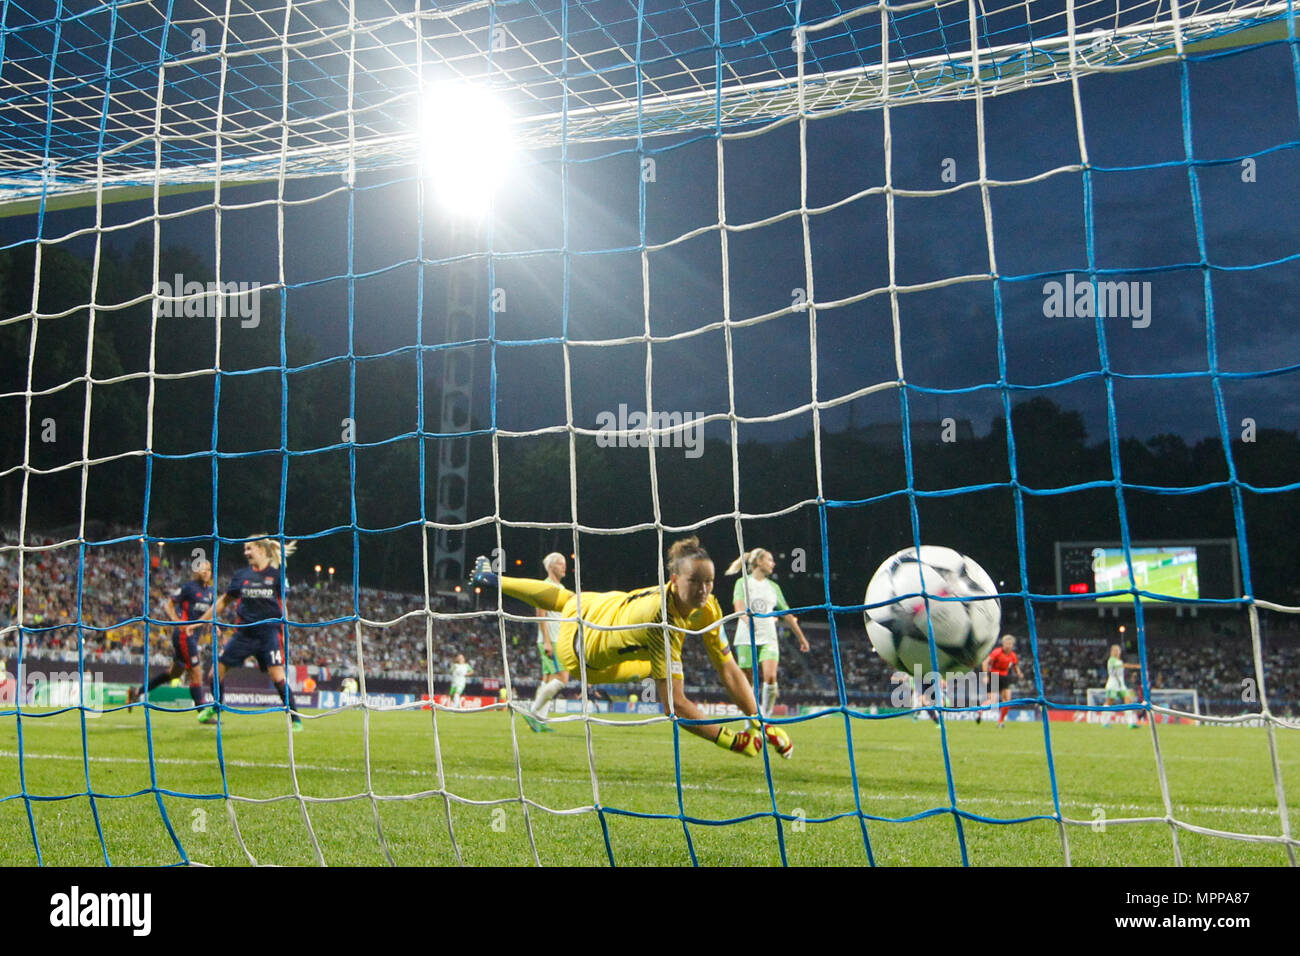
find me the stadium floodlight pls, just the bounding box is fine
[421,83,514,217]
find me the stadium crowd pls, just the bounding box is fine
[2,531,1298,714]
[0,531,538,682]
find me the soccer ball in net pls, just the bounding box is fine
[864,546,1001,674]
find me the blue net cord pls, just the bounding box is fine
[1173,0,1297,865]
[11,2,1300,868]
[971,0,1074,862]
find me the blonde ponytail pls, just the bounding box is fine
[253,536,297,569]
[726,548,769,576]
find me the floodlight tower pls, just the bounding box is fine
[432,223,476,582]
[424,85,513,583]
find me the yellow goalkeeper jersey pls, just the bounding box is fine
[556,586,731,682]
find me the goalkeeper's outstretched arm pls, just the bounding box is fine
[654,666,756,739]
[655,676,760,756]
[653,660,792,758]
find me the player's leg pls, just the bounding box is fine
[734,642,755,707]
[531,670,569,719]
[528,677,561,718]
[759,652,779,717]
[537,630,578,716]
[185,664,206,708]
[132,629,182,708]
[201,624,246,722]
[978,682,995,724]
[210,628,245,711]
[531,646,567,718]
[472,557,574,612]
[265,657,301,730]
[522,627,579,731]
[1103,688,1120,726]
[174,629,207,708]
[199,661,228,724]
[543,670,570,716]
[131,661,181,709]
[150,662,184,694]
[998,685,1012,726]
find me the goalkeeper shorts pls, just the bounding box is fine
[555,628,652,685]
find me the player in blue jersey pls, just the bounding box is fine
[128,559,214,712]
[197,537,301,731]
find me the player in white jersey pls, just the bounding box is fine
[528,553,570,729]
[449,653,474,708]
[725,548,809,717]
[1102,644,1141,727]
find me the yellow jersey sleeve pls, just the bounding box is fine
[696,597,733,673]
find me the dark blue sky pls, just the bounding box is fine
[5,34,1300,453]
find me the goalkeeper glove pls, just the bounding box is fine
[715,725,762,757]
[749,718,794,759]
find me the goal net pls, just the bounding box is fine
[2,0,1298,867]
[1086,688,1200,724]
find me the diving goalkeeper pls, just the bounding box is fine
[472,536,792,759]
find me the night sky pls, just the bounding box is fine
[6,31,1299,457]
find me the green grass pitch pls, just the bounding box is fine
[1,706,1295,866]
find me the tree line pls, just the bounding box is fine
[2,243,1296,610]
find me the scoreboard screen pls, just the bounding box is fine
[1055,540,1240,607]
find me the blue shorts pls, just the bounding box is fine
[171,627,202,670]
[219,623,285,671]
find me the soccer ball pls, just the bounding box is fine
[865,546,1001,674]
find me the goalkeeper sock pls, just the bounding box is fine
[761,682,778,716]
[496,575,574,612]
[532,678,563,717]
